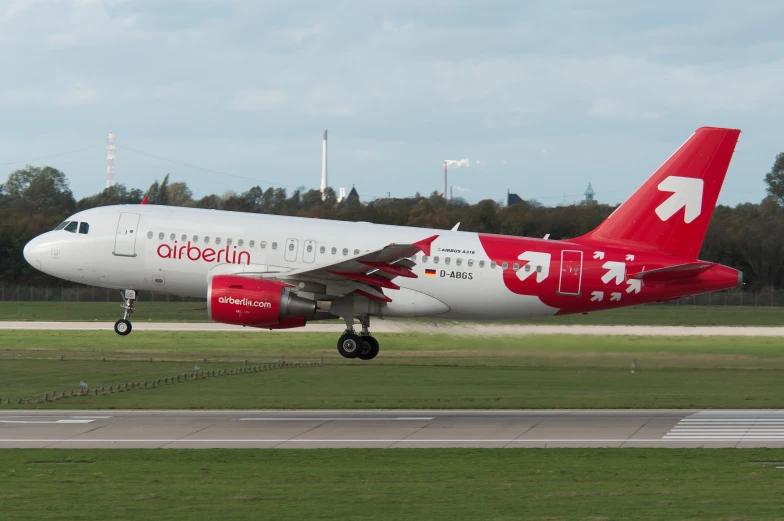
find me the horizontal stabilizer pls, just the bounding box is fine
[629,262,714,282]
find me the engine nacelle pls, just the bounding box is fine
[208,275,316,329]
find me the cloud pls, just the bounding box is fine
[279,23,326,46]
[230,89,288,111]
[57,84,100,106]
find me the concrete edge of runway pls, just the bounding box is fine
[1,321,783,336]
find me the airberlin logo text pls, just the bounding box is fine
[218,296,272,309]
[156,241,251,265]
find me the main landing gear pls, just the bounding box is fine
[114,289,137,336]
[337,315,379,360]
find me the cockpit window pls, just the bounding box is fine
[78,222,89,234]
[54,221,69,231]
[64,221,78,233]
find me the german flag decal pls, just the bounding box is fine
[425,269,437,277]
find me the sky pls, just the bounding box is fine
[0,0,782,206]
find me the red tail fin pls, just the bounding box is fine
[576,127,740,259]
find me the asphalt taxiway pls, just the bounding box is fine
[2,410,784,448]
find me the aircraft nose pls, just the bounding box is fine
[23,236,44,269]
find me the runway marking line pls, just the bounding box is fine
[0,420,94,424]
[238,417,434,421]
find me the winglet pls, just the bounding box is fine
[140,195,149,205]
[413,234,439,256]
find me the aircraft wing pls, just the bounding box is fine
[248,234,439,302]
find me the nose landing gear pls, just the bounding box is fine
[114,289,136,336]
[337,315,379,360]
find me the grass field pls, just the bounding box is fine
[2,331,784,409]
[1,301,784,325]
[1,449,784,521]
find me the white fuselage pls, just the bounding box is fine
[23,205,558,320]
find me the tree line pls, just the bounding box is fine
[2,153,783,290]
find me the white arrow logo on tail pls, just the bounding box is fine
[601,261,626,285]
[590,291,604,302]
[516,251,551,283]
[655,176,703,224]
[626,254,635,261]
[610,292,622,302]
[626,279,642,294]
[593,251,605,260]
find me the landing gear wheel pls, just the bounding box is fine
[358,336,380,360]
[337,333,363,358]
[114,319,132,336]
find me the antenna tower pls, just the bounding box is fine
[106,129,116,189]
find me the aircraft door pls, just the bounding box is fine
[303,240,316,263]
[113,212,141,257]
[558,250,583,296]
[284,238,299,262]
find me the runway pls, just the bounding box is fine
[3,410,784,448]
[1,321,783,336]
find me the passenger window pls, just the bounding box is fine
[513,263,520,271]
[272,242,278,249]
[215,237,221,245]
[54,221,69,231]
[147,231,153,239]
[342,248,348,256]
[445,257,451,265]
[354,249,359,255]
[158,232,164,240]
[227,238,232,246]
[479,260,485,268]
[170,233,175,241]
[204,236,210,244]
[288,243,295,251]
[249,240,255,248]
[261,241,267,249]
[490,261,497,269]
[456,258,462,266]
[64,221,78,233]
[422,256,428,263]
[331,247,337,254]
[182,234,187,241]
[467,259,473,267]
[307,244,313,252]
[193,235,199,243]
[319,246,325,254]
[502,262,508,270]
[433,256,439,264]
[536,266,542,273]
[237,239,243,247]
[79,222,90,234]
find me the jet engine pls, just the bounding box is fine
[208,275,316,329]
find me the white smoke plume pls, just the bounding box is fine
[451,185,470,192]
[474,159,508,167]
[444,159,470,168]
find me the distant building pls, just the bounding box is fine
[343,186,360,204]
[507,189,523,206]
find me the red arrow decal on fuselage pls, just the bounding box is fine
[477,234,739,315]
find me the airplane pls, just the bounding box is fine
[23,127,742,360]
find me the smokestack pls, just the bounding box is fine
[443,161,447,200]
[320,130,328,200]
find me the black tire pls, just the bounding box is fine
[337,333,363,358]
[358,336,380,360]
[114,319,132,336]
